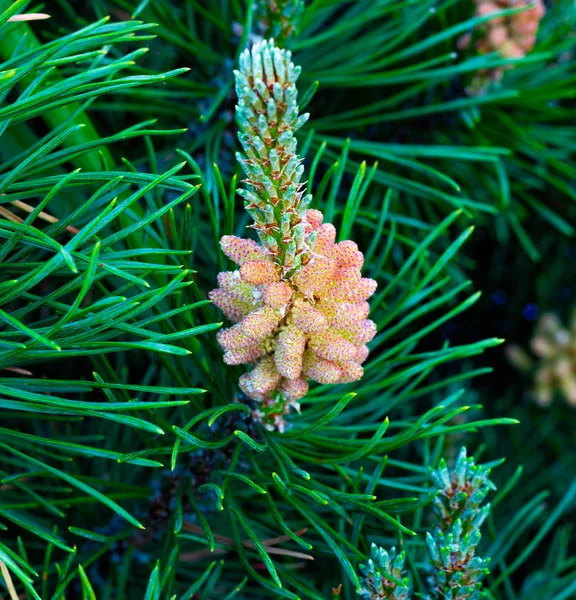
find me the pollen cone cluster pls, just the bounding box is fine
[531,312,576,407]
[211,39,377,431]
[507,311,576,407]
[210,214,377,431]
[459,0,546,94]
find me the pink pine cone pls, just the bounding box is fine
[461,0,545,95]
[275,325,307,379]
[240,260,281,285]
[263,282,293,307]
[279,376,309,401]
[291,299,328,334]
[220,235,270,265]
[305,209,324,231]
[208,289,252,323]
[211,209,377,427]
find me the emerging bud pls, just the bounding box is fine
[358,544,411,600]
[424,449,494,599]
[429,447,496,534]
[425,522,491,599]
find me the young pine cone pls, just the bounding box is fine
[210,40,377,431]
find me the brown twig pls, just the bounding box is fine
[0,560,19,600]
[0,206,23,225]
[2,368,33,376]
[10,201,80,234]
[7,13,50,21]
[179,522,313,562]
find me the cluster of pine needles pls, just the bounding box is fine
[0,0,575,598]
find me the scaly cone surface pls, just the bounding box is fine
[359,543,411,600]
[426,448,495,600]
[429,447,496,534]
[233,37,312,273]
[210,40,377,431]
[426,520,491,600]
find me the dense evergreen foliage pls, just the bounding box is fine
[0,1,574,598]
